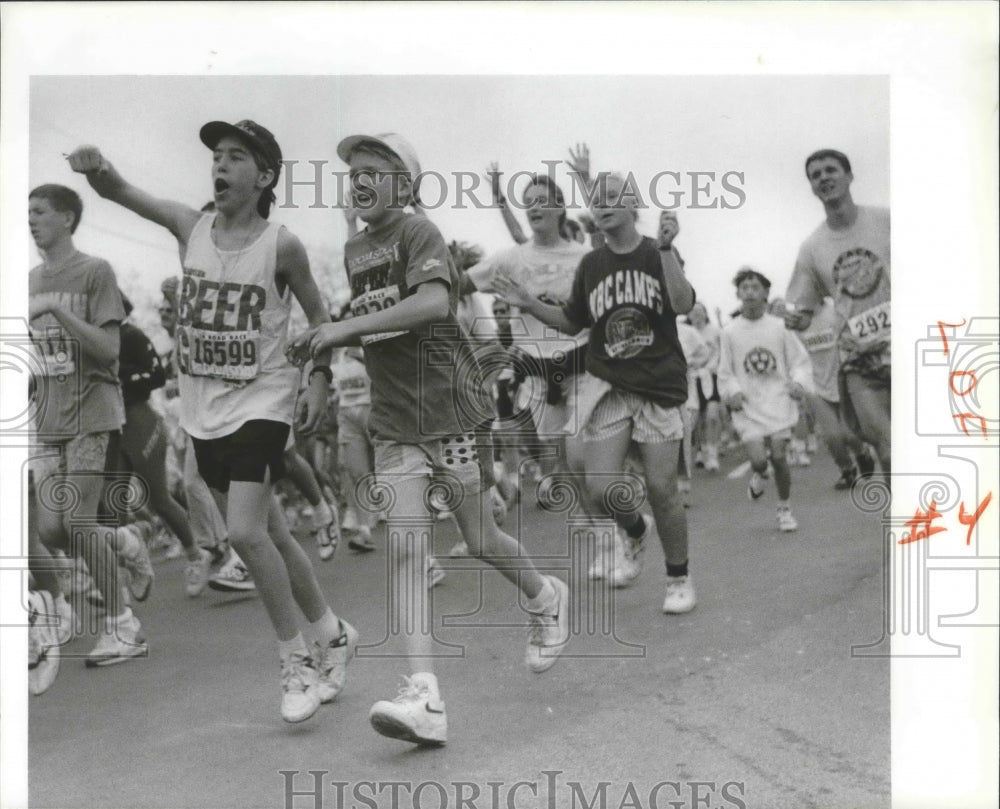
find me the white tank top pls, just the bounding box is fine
[175,213,298,439]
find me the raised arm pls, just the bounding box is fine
[487,162,527,245]
[67,146,201,244]
[657,214,695,315]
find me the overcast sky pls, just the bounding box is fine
[29,74,888,317]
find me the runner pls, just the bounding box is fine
[68,120,356,723]
[467,173,590,509]
[29,183,150,668]
[288,132,570,746]
[495,171,698,613]
[717,268,814,532]
[785,149,890,480]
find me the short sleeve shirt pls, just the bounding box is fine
[466,240,589,359]
[562,237,689,407]
[29,252,125,441]
[788,206,890,368]
[344,214,493,441]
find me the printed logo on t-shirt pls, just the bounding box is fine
[743,346,778,375]
[175,274,265,382]
[605,307,654,359]
[833,248,885,299]
[588,269,664,321]
[421,258,442,272]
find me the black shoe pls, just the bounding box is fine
[834,467,859,490]
[856,448,877,478]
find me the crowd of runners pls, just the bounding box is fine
[26,121,890,747]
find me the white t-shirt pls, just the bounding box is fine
[717,313,815,440]
[466,239,589,359]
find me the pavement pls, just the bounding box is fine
[29,448,889,809]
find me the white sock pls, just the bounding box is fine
[307,608,341,647]
[410,671,439,695]
[277,633,308,661]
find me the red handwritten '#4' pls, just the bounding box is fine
[899,493,994,545]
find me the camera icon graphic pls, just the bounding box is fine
[1,317,82,440]
[913,316,998,439]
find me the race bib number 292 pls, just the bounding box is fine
[846,301,890,344]
[176,326,260,382]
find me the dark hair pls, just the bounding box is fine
[249,152,279,219]
[733,266,772,291]
[523,174,568,234]
[804,149,852,177]
[29,184,83,234]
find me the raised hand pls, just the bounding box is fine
[485,161,504,203]
[657,210,680,249]
[65,145,107,175]
[492,274,534,310]
[566,143,591,183]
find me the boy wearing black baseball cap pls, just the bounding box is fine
[68,121,357,724]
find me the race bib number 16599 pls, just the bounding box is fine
[176,326,260,382]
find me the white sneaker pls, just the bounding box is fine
[662,575,697,614]
[184,548,213,598]
[280,650,321,723]
[525,576,570,673]
[608,528,641,588]
[208,552,256,592]
[747,472,765,501]
[116,524,155,602]
[85,607,148,667]
[313,501,340,561]
[28,591,61,695]
[427,557,446,589]
[369,676,447,745]
[313,621,359,703]
[777,506,799,532]
[703,445,720,472]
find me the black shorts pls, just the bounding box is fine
[191,419,289,494]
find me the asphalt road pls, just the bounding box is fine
[29,449,889,809]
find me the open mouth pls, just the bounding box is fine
[214,178,230,193]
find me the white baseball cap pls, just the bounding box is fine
[337,132,423,202]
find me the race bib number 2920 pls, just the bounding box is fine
[176,326,260,382]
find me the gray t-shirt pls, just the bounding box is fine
[30,251,125,441]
